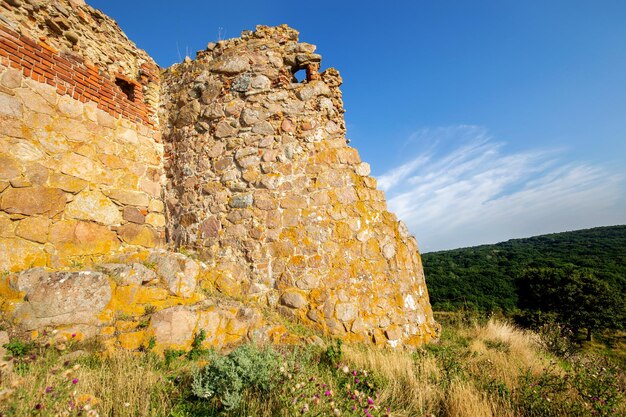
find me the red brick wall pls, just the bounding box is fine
[0,24,158,127]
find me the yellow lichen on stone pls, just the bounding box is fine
[118,330,146,350]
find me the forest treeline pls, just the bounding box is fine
[422,225,626,319]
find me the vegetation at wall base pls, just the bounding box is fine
[1,316,624,416]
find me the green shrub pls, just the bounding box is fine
[537,321,577,358]
[164,349,186,366]
[191,344,279,410]
[321,339,343,367]
[3,339,32,358]
[186,330,207,360]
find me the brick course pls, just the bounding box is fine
[0,24,157,127]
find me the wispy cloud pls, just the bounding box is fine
[378,126,626,252]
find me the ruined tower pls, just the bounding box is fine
[0,0,439,348]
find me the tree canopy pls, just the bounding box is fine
[422,225,626,316]
[516,267,625,339]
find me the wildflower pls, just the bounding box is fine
[325,390,331,396]
[45,386,53,394]
[333,408,341,416]
[72,378,79,384]
[352,371,357,376]
[71,333,76,338]
[35,403,42,410]
[342,365,349,373]
[300,403,309,414]
[367,397,374,405]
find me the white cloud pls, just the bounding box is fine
[377,126,626,252]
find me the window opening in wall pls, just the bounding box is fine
[292,68,306,83]
[115,78,135,101]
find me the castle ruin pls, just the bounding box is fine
[0,0,439,350]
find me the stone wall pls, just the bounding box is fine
[0,0,439,349]
[0,0,165,271]
[161,25,439,347]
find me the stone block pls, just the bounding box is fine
[147,250,198,298]
[145,213,165,228]
[335,302,358,322]
[0,186,66,216]
[0,238,47,272]
[15,216,50,243]
[49,220,120,258]
[0,92,23,118]
[118,224,162,248]
[66,190,122,225]
[280,289,307,309]
[104,189,150,207]
[151,306,197,347]
[12,270,112,329]
[123,206,145,224]
[0,154,21,180]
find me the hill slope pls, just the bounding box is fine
[422,225,626,312]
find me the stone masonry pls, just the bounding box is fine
[0,0,163,271]
[0,0,439,349]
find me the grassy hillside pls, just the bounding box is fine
[422,225,626,313]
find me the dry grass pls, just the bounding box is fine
[465,319,548,388]
[444,380,495,417]
[1,351,182,416]
[343,319,554,417]
[343,345,443,416]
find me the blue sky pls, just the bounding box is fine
[89,0,626,251]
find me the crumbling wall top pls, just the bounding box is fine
[0,0,157,82]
